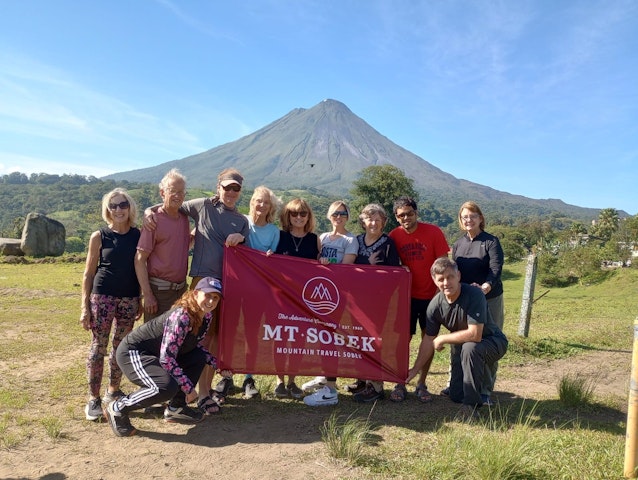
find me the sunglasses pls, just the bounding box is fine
[331,210,348,218]
[290,211,308,218]
[396,210,416,219]
[221,184,242,192]
[108,201,130,211]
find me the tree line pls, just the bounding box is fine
[1,167,636,287]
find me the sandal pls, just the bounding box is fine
[389,384,407,402]
[209,389,226,405]
[415,384,433,403]
[198,396,221,415]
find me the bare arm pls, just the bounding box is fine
[406,334,436,383]
[433,323,483,348]
[142,203,163,231]
[342,253,356,264]
[80,231,101,330]
[134,249,156,316]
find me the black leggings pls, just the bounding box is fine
[115,344,207,414]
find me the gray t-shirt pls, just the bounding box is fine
[319,231,357,264]
[181,197,249,278]
[425,283,506,340]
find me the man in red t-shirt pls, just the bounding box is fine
[388,196,450,403]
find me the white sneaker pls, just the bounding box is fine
[303,386,338,407]
[301,376,327,393]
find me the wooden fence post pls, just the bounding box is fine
[517,253,537,338]
[624,316,638,478]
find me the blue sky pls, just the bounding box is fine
[1,1,636,214]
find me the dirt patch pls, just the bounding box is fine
[0,349,631,480]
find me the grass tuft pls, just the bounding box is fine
[41,416,64,439]
[320,409,374,463]
[558,373,596,407]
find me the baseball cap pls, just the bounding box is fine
[219,171,243,187]
[194,277,223,297]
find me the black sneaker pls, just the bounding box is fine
[354,385,384,403]
[214,376,234,396]
[440,387,450,397]
[287,382,304,400]
[85,397,103,421]
[104,401,137,437]
[344,379,367,394]
[274,382,289,398]
[164,405,204,423]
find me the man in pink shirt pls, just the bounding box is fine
[135,169,191,322]
[388,196,450,403]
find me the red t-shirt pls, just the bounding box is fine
[389,222,450,300]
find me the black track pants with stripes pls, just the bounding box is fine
[115,345,207,414]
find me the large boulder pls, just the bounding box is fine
[0,238,24,256]
[20,213,66,257]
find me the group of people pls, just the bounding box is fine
[80,166,508,437]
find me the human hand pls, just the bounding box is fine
[225,233,244,246]
[143,294,158,315]
[406,367,418,384]
[433,337,446,352]
[319,257,330,265]
[79,311,91,331]
[480,283,492,295]
[218,369,233,378]
[143,209,157,231]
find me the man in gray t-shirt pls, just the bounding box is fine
[406,257,508,410]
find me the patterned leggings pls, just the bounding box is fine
[87,294,139,397]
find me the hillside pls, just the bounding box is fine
[104,99,601,220]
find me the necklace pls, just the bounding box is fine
[291,234,304,252]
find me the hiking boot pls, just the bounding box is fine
[164,405,204,423]
[287,382,304,400]
[353,384,384,403]
[85,397,103,421]
[344,379,366,394]
[303,386,338,407]
[214,376,234,396]
[301,376,327,393]
[103,389,125,405]
[242,377,259,399]
[104,400,137,437]
[274,382,289,399]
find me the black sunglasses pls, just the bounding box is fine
[290,211,308,218]
[331,210,348,218]
[108,201,130,211]
[222,184,242,192]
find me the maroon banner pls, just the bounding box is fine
[218,245,411,383]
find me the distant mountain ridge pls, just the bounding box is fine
[104,99,603,220]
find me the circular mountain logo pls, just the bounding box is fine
[302,277,340,316]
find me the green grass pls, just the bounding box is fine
[320,410,374,463]
[558,373,596,407]
[0,260,636,478]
